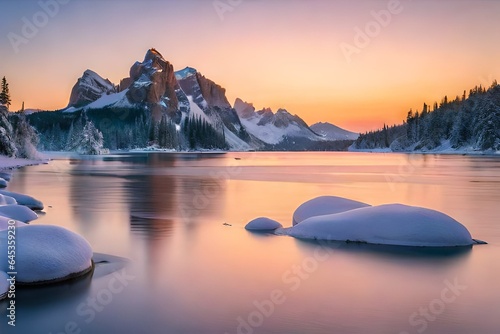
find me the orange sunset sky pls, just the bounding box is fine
[0,0,499,133]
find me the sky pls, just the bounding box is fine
[0,0,499,133]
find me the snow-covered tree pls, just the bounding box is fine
[78,119,107,155]
[0,105,17,157]
[13,111,39,159]
[0,77,11,108]
[65,116,84,151]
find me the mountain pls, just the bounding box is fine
[123,48,188,122]
[175,67,251,150]
[310,122,359,141]
[58,48,357,151]
[234,98,320,146]
[67,70,117,108]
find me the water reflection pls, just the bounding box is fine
[293,238,473,261]
[2,152,499,334]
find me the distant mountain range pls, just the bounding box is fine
[59,48,357,151]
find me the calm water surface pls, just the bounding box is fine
[1,152,500,334]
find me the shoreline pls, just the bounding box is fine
[0,156,49,170]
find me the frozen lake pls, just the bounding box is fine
[1,152,500,334]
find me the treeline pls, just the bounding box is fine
[29,107,229,152]
[355,82,500,151]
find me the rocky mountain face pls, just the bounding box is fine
[234,98,256,119]
[67,70,116,108]
[123,48,187,122]
[175,67,251,149]
[62,48,357,150]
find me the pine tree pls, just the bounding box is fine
[13,111,39,159]
[0,77,11,108]
[78,117,106,155]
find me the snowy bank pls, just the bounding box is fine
[0,225,93,284]
[286,204,474,247]
[0,156,47,169]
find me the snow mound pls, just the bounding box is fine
[0,190,44,210]
[0,217,26,231]
[245,217,283,231]
[0,225,93,284]
[287,204,474,247]
[0,178,7,188]
[0,271,8,300]
[0,194,17,205]
[293,196,371,225]
[0,205,38,223]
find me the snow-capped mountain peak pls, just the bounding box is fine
[310,122,359,141]
[67,69,117,108]
[175,67,198,80]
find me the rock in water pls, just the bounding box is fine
[292,196,371,225]
[287,204,475,247]
[0,190,43,210]
[0,204,38,223]
[245,217,283,231]
[0,225,93,284]
[0,194,17,205]
[0,217,26,231]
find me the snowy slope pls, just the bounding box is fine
[64,89,132,112]
[187,97,250,150]
[310,122,359,141]
[239,108,319,145]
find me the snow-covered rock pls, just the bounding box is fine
[245,217,283,231]
[0,190,43,210]
[0,205,38,223]
[0,217,26,231]
[287,204,474,247]
[0,225,93,284]
[0,271,8,300]
[0,172,12,181]
[0,178,7,188]
[292,196,371,225]
[0,194,17,205]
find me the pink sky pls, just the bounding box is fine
[0,0,499,132]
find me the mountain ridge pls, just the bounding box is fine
[60,48,356,151]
